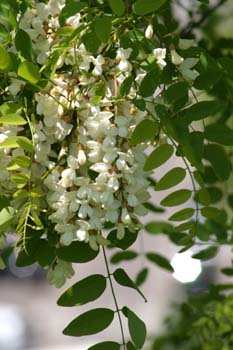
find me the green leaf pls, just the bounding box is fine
[139,67,160,98]
[107,229,138,250]
[164,82,189,107]
[182,101,220,123]
[56,26,75,36]
[146,252,174,272]
[192,246,218,260]
[0,46,12,71]
[124,307,147,349]
[205,124,233,145]
[227,194,233,209]
[107,0,125,16]
[88,342,121,350]
[221,268,233,276]
[175,221,194,232]
[17,137,34,152]
[111,250,138,264]
[0,257,6,270]
[113,268,147,302]
[208,187,223,203]
[18,61,41,85]
[130,119,159,146]
[144,144,174,171]
[201,206,221,218]
[63,308,114,336]
[194,71,222,90]
[57,274,106,307]
[194,188,211,206]
[160,189,192,207]
[16,234,42,267]
[0,206,15,229]
[145,221,173,234]
[204,144,231,181]
[94,16,112,43]
[59,1,87,26]
[57,241,99,263]
[0,113,26,125]
[135,267,149,287]
[0,195,10,210]
[181,131,204,172]
[15,28,33,60]
[168,208,195,222]
[133,0,167,15]
[82,31,101,55]
[127,341,136,350]
[155,167,186,191]
[11,173,29,188]
[1,245,14,265]
[144,202,165,213]
[0,136,33,152]
[34,239,56,268]
[0,102,21,115]
[9,155,30,169]
[133,98,146,111]
[120,76,134,97]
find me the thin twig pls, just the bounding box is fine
[102,246,126,350]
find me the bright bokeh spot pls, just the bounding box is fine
[171,250,202,283]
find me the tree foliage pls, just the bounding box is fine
[0,0,232,349]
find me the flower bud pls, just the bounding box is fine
[145,24,153,39]
[117,223,125,240]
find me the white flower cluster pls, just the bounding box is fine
[19,0,65,64]
[2,1,200,286]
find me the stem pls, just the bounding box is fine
[102,246,126,350]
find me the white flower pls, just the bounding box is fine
[60,232,74,246]
[76,228,89,242]
[116,48,132,60]
[7,78,25,95]
[78,203,93,218]
[91,55,105,76]
[145,24,153,39]
[0,133,7,143]
[96,234,110,246]
[116,158,126,171]
[59,168,75,188]
[134,204,148,216]
[121,208,131,225]
[47,259,74,288]
[89,235,99,251]
[77,149,87,165]
[127,194,138,207]
[153,48,167,69]
[171,50,184,65]
[117,223,125,240]
[116,48,133,72]
[67,155,79,169]
[179,58,199,81]
[90,162,111,173]
[107,176,119,191]
[66,13,81,28]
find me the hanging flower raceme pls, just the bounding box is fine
[0,0,171,287]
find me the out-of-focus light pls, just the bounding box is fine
[0,305,26,349]
[171,250,202,283]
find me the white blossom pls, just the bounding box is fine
[153,48,167,69]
